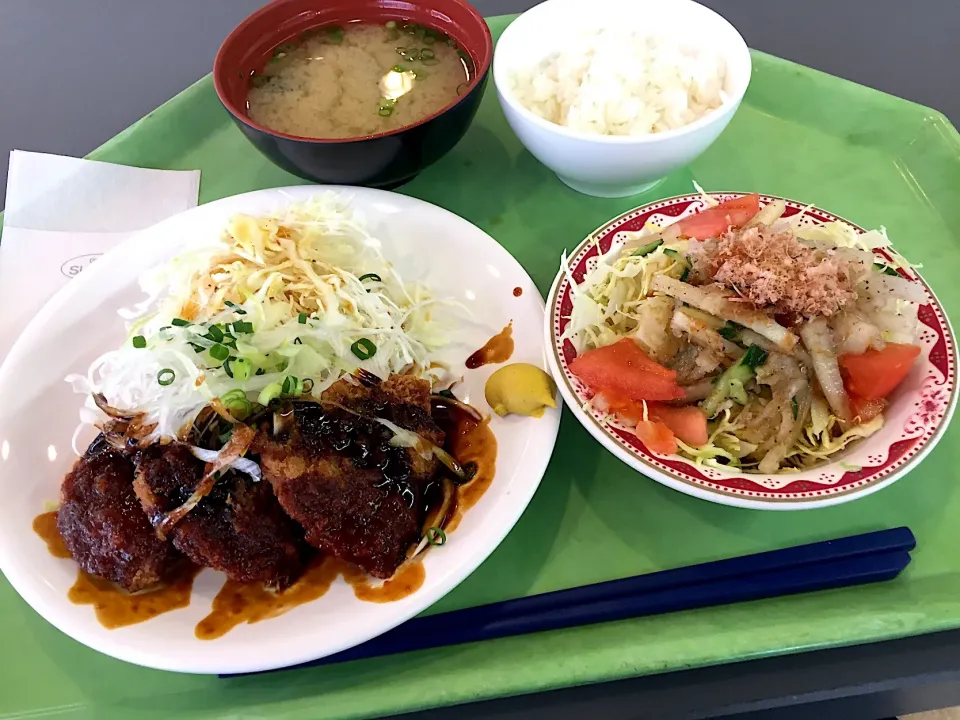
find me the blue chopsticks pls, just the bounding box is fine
[222,527,914,677]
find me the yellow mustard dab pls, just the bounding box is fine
[484,363,558,418]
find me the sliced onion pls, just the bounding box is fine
[430,394,483,421]
[158,425,258,535]
[188,446,262,482]
[799,318,851,422]
[409,477,456,559]
[93,392,136,419]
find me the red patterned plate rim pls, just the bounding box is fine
[545,193,958,509]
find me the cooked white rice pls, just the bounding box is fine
[509,29,728,136]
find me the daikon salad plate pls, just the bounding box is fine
[0,185,560,674]
[546,192,956,510]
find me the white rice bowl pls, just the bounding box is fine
[508,28,728,137]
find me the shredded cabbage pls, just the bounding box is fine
[66,193,459,444]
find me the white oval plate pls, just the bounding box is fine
[545,193,957,510]
[0,186,560,674]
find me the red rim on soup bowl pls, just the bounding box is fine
[213,0,493,189]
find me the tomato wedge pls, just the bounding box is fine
[569,338,684,401]
[593,394,707,447]
[648,404,709,446]
[676,193,761,240]
[839,343,921,400]
[850,395,888,424]
[635,420,678,455]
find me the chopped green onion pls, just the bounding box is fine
[206,324,224,342]
[438,388,456,399]
[132,335,147,349]
[351,338,377,360]
[255,368,266,376]
[379,106,394,117]
[385,20,397,29]
[632,239,663,256]
[302,378,314,393]
[392,64,406,73]
[231,358,253,381]
[358,273,382,283]
[189,342,205,354]
[791,396,799,420]
[298,313,307,324]
[326,26,343,44]
[157,368,176,386]
[218,428,234,445]
[258,382,283,406]
[281,375,303,396]
[426,527,447,546]
[679,266,691,282]
[420,48,435,60]
[224,300,246,315]
[221,388,252,418]
[293,337,303,345]
[171,318,191,327]
[221,389,246,405]
[231,320,254,334]
[210,344,230,362]
[402,23,418,35]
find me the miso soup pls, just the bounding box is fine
[247,22,473,139]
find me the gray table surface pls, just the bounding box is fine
[3,1,960,718]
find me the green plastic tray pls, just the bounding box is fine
[3,14,960,720]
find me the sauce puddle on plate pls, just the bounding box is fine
[196,555,343,640]
[196,556,426,639]
[446,416,497,533]
[32,511,71,558]
[513,287,523,297]
[70,566,201,629]
[35,510,201,628]
[465,322,514,368]
[340,559,426,603]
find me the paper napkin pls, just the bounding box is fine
[0,150,200,362]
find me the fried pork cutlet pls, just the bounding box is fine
[257,375,444,579]
[57,436,184,593]
[134,443,304,589]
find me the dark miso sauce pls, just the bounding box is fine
[430,398,498,533]
[465,323,514,369]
